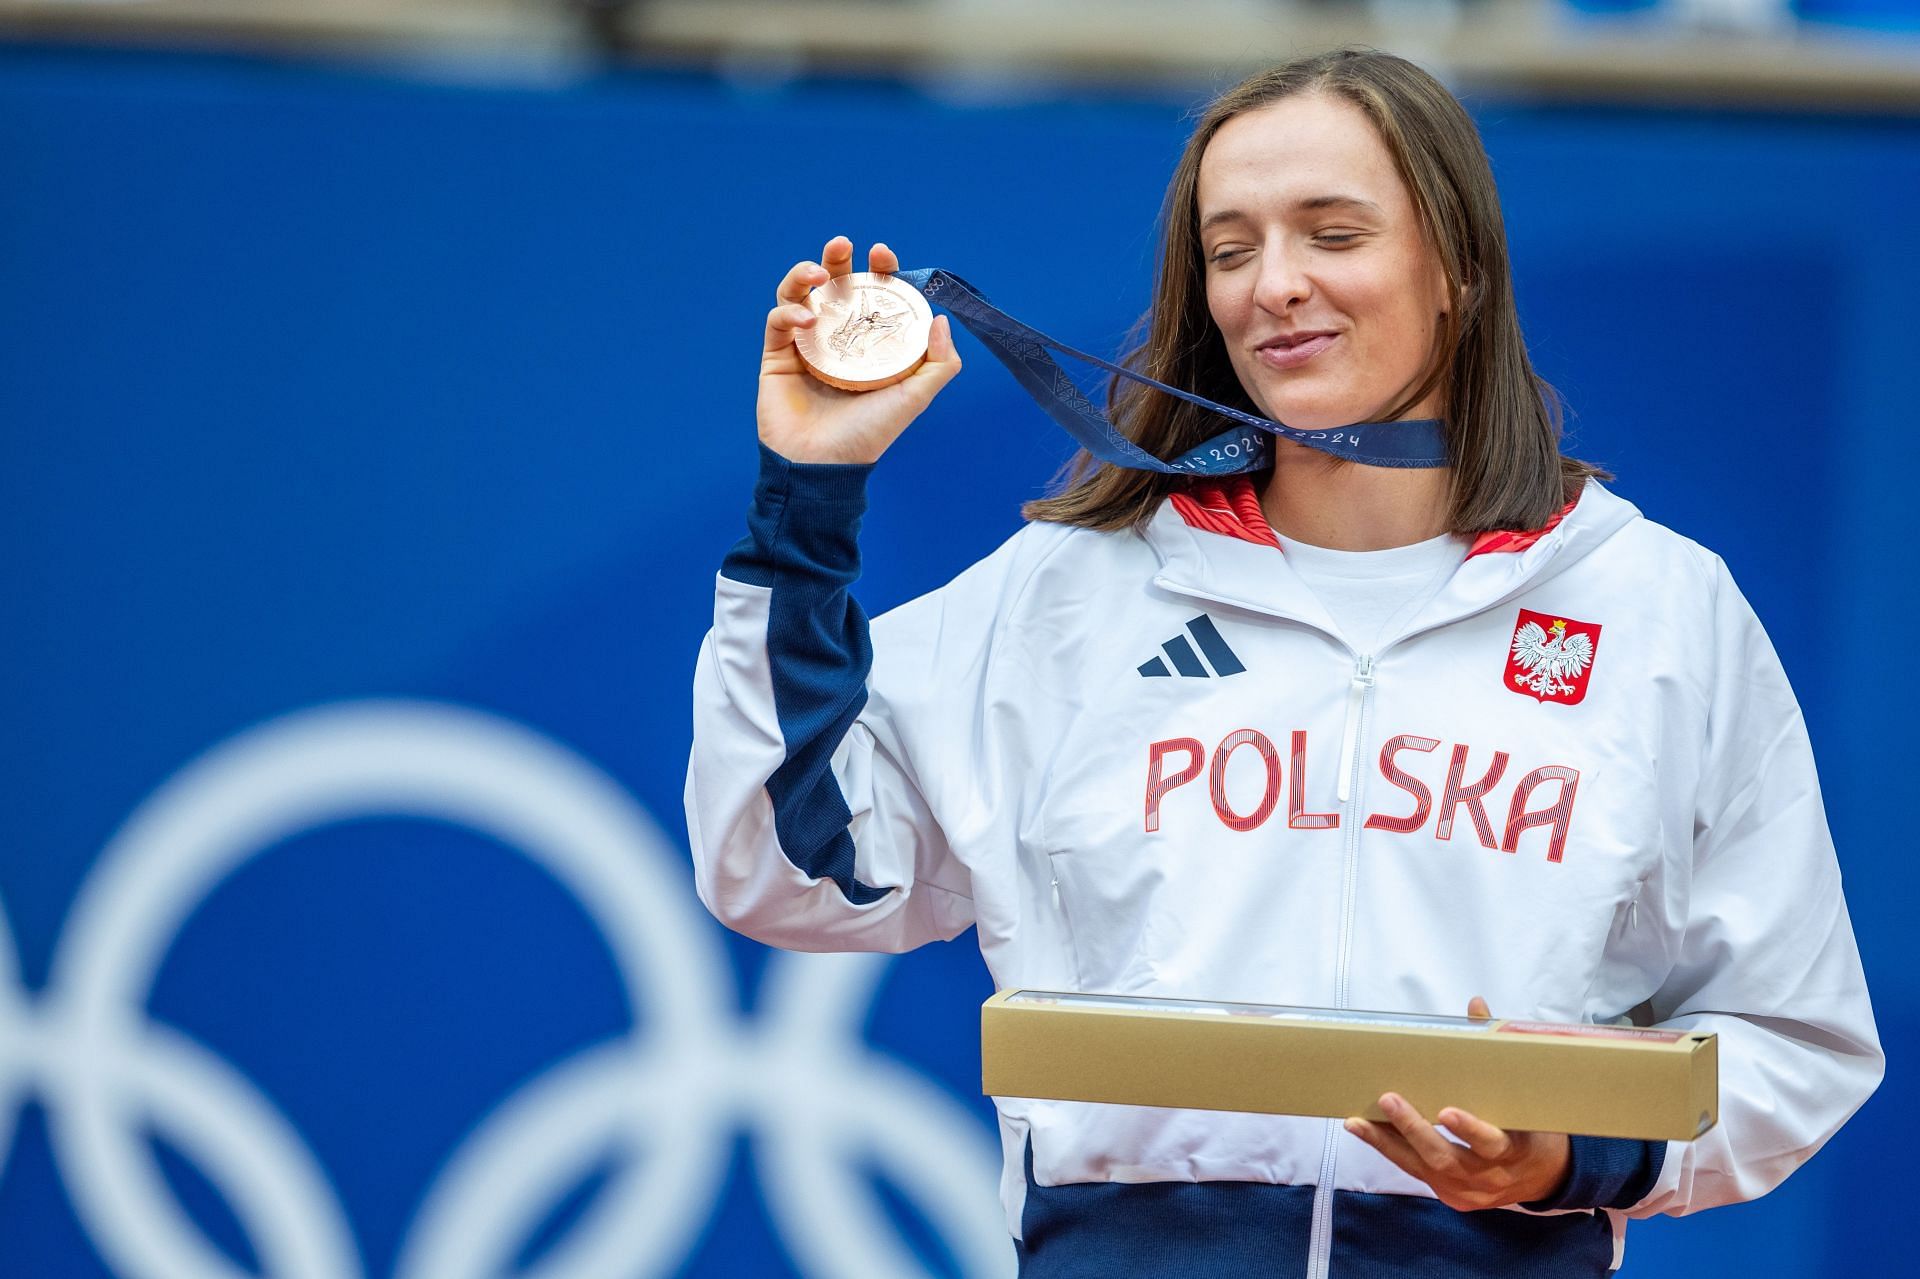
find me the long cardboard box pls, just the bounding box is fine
[981,990,1717,1141]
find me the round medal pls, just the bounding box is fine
[794,271,933,392]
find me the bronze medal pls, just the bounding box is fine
[794,271,933,392]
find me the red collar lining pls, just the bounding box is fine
[1168,478,1280,549]
[1170,476,1576,557]
[1462,502,1576,559]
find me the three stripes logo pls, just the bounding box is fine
[1138,614,1246,679]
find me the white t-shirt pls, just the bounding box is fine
[1275,530,1468,652]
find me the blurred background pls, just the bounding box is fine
[0,2,1912,1276]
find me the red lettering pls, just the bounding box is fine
[1209,729,1281,833]
[1364,734,1442,833]
[1144,738,1205,833]
[1503,766,1580,862]
[1436,745,1509,848]
[1288,729,1338,829]
[1145,728,1576,858]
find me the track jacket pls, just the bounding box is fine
[687,445,1883,1277]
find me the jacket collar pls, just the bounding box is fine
[1143,476,1641,643]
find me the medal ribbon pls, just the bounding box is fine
[896,267,1447,473]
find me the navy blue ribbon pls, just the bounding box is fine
[897,267,1447,473]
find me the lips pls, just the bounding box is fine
[1255,331,1339,370]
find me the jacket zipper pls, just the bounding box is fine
[1144,572,1518,1271]
[1307,650,1376,1279]
[1335,655,1374,804]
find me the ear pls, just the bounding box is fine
[1439,277,1483,328]
[1432,262,1458,319]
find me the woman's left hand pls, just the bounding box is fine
[1341,996,1572,1212]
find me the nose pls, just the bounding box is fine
[1250,241,1311,315]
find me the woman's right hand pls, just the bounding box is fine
[758,235,962,465]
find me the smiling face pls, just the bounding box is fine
[1197,92,1452,433]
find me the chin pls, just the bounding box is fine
[1237,362,1381,430]
[1238,373,1342,430]
[1261,395,1364,432]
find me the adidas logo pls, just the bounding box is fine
[1138,614,1247,679]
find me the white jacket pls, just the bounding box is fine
[687,447,1883,1275]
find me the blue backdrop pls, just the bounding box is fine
[0,42,1907,1277]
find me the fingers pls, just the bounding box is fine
[823,234,854,279]
[1436,1107,1516,1161]
[826,236,900,277]
[777,259,829,306]
[789,236,898,295]
[1467,996,1493,1020]
[1374,1093,1471,1169]
[1344,1117,1427,1175]
[763,301,817,355]
[1346,1094,1487,1203]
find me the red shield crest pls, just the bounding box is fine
[1505,610,1601,705]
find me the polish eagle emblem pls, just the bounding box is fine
[1506,610,1602,705]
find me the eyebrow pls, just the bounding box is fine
[1199,195,1385,232]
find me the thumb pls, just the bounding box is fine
[1467,996,1493,1020]
[903,313,962,399]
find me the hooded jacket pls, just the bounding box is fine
[687,445,1883,1277]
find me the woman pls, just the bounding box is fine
[688,48,1882,1276]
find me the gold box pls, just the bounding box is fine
[981,990,1717,1142]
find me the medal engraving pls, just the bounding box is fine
[795,271,933,392]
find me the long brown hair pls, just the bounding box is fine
[1022,47,1606,534]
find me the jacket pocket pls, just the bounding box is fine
[1042,847,1162,993]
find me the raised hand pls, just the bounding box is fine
[757,235,962,465]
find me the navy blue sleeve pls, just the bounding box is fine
[718,442,890,906]
[1520,1136,1667,1212]
[720,442,873,588]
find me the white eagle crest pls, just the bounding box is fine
[1511,618,1593,699]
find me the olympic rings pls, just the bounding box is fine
[0,700,1012,1279]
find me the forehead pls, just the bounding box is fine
[1196,93,1408,218]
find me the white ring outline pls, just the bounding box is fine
[0,700,1011,1278]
